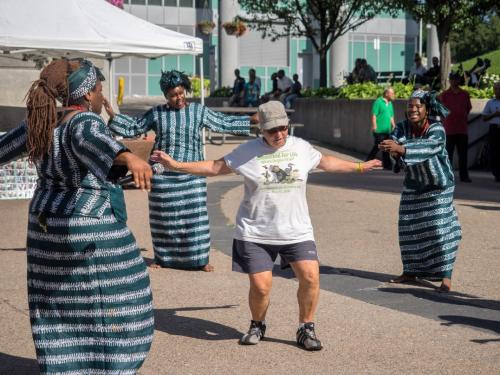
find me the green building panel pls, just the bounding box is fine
[148,76,163,96]
[163,55,178,71]
[366,43,378,72]
[391,43,405,71]
[179,55,195,75]
[148,58,162,75]
[379,43,391,72]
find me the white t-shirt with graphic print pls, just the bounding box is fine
[224,136,322,245]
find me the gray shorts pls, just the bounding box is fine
[232,239,319,274]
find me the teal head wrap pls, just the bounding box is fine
[68,59,105,100]
[159,70,191,95]
[410,90,449,120]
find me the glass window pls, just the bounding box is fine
[195,0,209,8]
[148,0,163,5]
[131,0,146,4]
[164,0,177,5]
[179,0,193,7]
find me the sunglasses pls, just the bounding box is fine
[265,126,289,134]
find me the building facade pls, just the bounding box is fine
[117,0,419,96]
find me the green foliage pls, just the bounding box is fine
[458,50,500,76]
[210,86,232,98]
[237,0,398,87]
[461,86,494,99]
[450,14,500,62]
[295,81,495,100]
[301,87,340,98]
[190,76,210,98]
[337,82,383,99]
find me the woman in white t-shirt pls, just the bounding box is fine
[151,101,381,351]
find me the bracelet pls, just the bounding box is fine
[356,162,363,173]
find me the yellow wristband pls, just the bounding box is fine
[356,162,363,173]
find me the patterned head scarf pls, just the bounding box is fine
[159,70,192,95]
[410,89,449,119]
[68,59,105,100]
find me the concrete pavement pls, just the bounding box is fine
[0,140,499,374]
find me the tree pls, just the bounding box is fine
[237,0,396,87]
[397,0,498,89]
[450,13,500,63]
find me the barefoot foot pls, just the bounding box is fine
[149,262,161,269]
[201,263,214,272]
[389,274,416,283]
[439,278,452,292]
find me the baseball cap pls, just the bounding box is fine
[257,101,289,130]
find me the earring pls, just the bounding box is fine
[87,99,93,113]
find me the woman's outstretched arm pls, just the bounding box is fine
[150,150,233,177]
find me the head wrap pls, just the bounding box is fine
[159,70,192,95]
[410,89,449,120]
[68,59,105,100]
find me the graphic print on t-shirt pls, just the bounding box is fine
[258,150,303,192]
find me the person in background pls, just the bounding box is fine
[0,58,154,374]
[244,68,261,107]
[276,69,293,103]
[229,68,246,107]
[439,72,472,182]
[261,72,279,103]
[407,54,427,84]
[424,56,441,90]
[366,87,395,170]
[347,58,363,84]
[360,59,377,83]
[151,101,381,351]
[106,70,259,271]
[482,81,500,182]
[380,90,461,292]
[284,74,302,109]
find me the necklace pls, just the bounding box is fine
[65,105,88,112]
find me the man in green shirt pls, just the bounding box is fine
[366,87,395,169]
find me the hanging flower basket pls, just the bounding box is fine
[222,20,247,37]
[106,0,124,9]
[198,20,216,35]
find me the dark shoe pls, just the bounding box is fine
[240,320,266,345]
[296,322,322,351]
[460,177,472,183]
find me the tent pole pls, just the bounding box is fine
[107,56,114,112]
[200,55,206,158]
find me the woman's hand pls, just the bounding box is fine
[103,97,115,119]
[114,152,152,191]
[379,140,405,157]
[150,150,178,171]
[249,113,259,124]
[362,159,383,171]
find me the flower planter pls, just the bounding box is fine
[198,22,215,35]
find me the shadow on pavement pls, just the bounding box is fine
[0,352,38,375]
[272,263,397,284]
[458,203,500,211]
[0,248,26,251]
[307,169,500,204]
[440,315,500,337]
[154,305,241,341]
[378,287,500,312]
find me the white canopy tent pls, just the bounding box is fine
[0,0,206,105]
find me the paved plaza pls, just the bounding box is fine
[1,140,499,374]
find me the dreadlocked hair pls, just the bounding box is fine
[25,59,81,162]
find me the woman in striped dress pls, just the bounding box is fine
[379,90,462,292]
[106,70,258,271]
[0,59,154,374]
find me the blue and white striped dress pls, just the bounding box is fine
[0,113,153,374]
[392,120,462,280]
[109,102,250,268]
